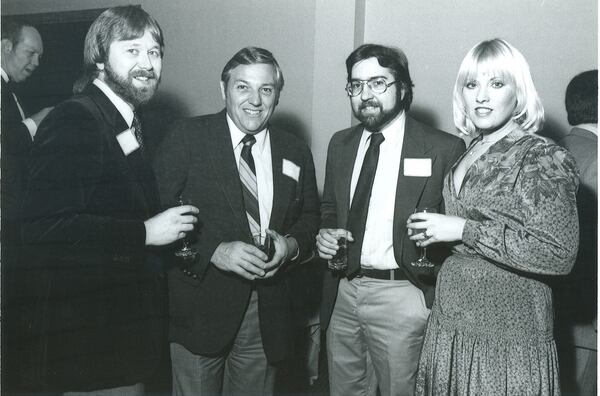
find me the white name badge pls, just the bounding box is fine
[282,158,300,182]
[116,128,140,156]
[404,158,432,177]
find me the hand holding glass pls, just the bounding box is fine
[328,229,349,271]
[174,196,198,260]
[410,207,437,268]
[253,232,275,261]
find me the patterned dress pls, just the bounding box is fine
[415,129,579,396]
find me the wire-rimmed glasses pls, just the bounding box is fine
[345,78,397,97]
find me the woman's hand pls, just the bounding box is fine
[406,213,466,247]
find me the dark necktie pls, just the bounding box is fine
[239,134,260,236]
[132,112,144,151]
[346,132,385,277]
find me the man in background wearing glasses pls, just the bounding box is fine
[316,44,465,396]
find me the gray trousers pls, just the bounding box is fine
[170,291,276,396]
[327,277,430,396]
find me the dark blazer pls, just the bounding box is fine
[19,84,166,392]
[1,77,35,393]
[1,78,33,246]
[320,116,465,330]
[153,110,320,363]
[557,127,597,350]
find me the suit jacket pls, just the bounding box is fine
[320,116,465,330]
[19,85,167,392]
[153,110,320,363]
[1,76,35,394]
[1,78,33,245]
[557,127,597,350]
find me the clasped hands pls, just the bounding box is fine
[211,230,298,280]
[406,213,466,247]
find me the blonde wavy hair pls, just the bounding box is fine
[453,38,544,135]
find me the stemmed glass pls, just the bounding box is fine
[410,207,437,268]
[174,196,198,260]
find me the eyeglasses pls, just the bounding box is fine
[345,78,397,97]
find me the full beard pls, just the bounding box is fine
[103,64,160,107]
[355,99,403,132]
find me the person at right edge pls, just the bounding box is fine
[555,69,597,396]
[409,39,579,395]
[317,44,466,396]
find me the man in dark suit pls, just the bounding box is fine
[316,44,465,396]
[0,19,54,393]
[19,7,198,395]
[1,20,54,232]
[556,69,597,396]
[153,47,320,396]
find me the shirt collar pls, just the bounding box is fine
[361,110,406,146]
[226,113,269,153]
[93,78,135,127]
[1,67,9,83]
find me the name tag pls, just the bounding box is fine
[403,158,432,177]
[116,128,140,156]
[282,158,300,182]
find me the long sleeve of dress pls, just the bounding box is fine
[462,142,579,275]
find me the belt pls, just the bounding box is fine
[357,267,408,280]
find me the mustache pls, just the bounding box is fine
[359,100,380,110]
[131,70,157,79]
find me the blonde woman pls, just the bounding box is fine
[409,39,579,395]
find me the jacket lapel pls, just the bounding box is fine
[206,110,249,235]
[268,128,297,231]
[337,125,364,228]
[84,85,157,216]
[393,117,436,256]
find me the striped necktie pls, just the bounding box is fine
[132,112,144,151]
[239,134,260,236]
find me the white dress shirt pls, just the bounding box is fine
[350,111,406,270]
[227,115,273,232]
[1,67,37,140]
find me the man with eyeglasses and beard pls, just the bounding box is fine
[18,7,198,395]
[316,44,465,396]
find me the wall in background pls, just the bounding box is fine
[363,0,598,141]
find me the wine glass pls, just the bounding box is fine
[174,196,198,260]
[410,207,437,268]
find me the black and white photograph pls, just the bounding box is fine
[1,1,597,395]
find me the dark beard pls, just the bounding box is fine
[355,99,403,132]
[103,64,159,107]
